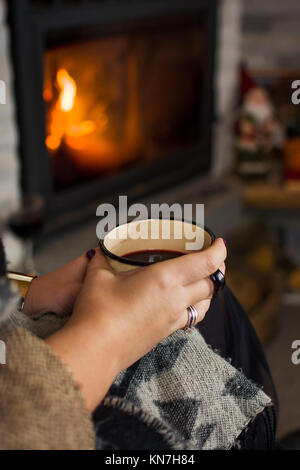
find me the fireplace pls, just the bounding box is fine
[7,0,217,224]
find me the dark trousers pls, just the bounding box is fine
[198,286,278,449]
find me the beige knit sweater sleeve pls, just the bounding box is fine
[0,326,95,449]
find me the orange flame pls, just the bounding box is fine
[45,68,95,152]
[44,56,141,170]
[57,69,76,112]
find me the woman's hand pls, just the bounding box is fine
[23,252,92,317]
[45,239,226,411]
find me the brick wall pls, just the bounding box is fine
[213,0,242,175]
[0,0,19,218]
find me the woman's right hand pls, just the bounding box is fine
[45,238,226,411]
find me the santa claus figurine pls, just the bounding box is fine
[236,85,284,179]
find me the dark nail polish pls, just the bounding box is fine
[86,249,96,260]
[223,239,227,246]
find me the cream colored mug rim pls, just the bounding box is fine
[99,218,216,267]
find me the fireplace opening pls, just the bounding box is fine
[8,0,217,227]
[44,18,205,192]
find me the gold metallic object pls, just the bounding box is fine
[6,271,37,297]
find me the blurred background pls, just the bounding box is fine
[0,0,299,442]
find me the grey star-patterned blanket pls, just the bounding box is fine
[7,307,272,450]
[94,328,272,450]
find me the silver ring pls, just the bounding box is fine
[189,305,198,328]
[183,305,198,332]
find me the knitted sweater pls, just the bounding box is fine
[0,240,94,450]
[0,326,94,449]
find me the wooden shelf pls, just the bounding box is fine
[244,182,300,211]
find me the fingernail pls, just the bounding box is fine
[223,239,227,246]
[86,249,96,260]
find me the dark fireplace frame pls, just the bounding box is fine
[7,0,218,224]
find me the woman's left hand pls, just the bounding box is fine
[22,251,93,317]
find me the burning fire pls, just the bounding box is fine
[44,54,142,171]
[57,69,76,112]
[45,68,97,152]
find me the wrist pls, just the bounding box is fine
[45,317,122,410]
[69,315,123,374]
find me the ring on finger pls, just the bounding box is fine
[209,269,225,296]
[182,305,198,333]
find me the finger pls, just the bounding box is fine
[150,238,226,287]
[86,246,113,272]
[183,261,226,304]
[68,246,113,279]
[194,299,211,323]
[53,250,92,283]
[184,277,215,304]
[219,262,226,275]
